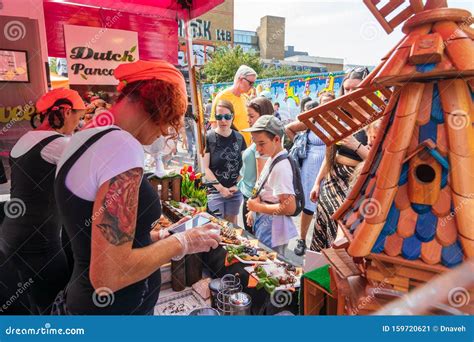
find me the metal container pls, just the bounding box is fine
[228,292,252,316]
[216,274,242,315]
[188,307,220,316]
[209,278,222,309]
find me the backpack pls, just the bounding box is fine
[207,130,244,155]
[288,130,309,166]
[253,153,305,217]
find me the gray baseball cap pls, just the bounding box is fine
[242,115,284,137]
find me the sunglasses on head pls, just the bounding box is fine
[215,113,233,121]
[351,67,370,79]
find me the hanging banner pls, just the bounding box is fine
[64,25,139,85]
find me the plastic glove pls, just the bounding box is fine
[150,216,192,242]
[171,223,221,261]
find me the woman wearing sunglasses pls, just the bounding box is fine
[204,100,247,225]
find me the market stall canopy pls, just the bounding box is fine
[43,0,224,62]
[44,0,224,20]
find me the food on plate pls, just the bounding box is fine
[164,200,198,217]
[252,263,302,293]
[210,216,232,230]
[220,226,244,245]
[152,215,172,231]
[225,245,277,263]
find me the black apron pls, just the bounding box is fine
[1,133,70,314]
[54,128,161,315]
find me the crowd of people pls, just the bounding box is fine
[204,65,381,257]
[0,60,381,315]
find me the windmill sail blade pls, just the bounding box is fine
[297,86,397,146]
[363,0,424,34]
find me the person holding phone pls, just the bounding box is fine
[204,100,247,225]
[53,60,220,315]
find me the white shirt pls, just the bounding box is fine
[256,150,298,247]
[56,126,144,201]
[10,131,70,164]
[258,150,296,203]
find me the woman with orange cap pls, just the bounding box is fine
[0,88,85,314]
[53,60,220,315]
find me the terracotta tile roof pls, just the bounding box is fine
[320,5,473,270]
[335,77,473,268]
[365,9,474,86]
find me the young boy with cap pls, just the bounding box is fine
[244,115,298,256]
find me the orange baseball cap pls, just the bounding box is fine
[36,88,86,113]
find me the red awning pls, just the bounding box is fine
[43,0,224,62]
[44,0,224,20]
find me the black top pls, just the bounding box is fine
[1,134,63,254]
[54,128,161,314]
[336,130,368,162]
[205,130,246,194]
[0,159,6,184]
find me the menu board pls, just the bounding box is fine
[0,50,29,82]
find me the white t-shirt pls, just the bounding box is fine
[10,131,70,164]
[255,150,298,247]
[258,150,296,203]
[56,126,144,201]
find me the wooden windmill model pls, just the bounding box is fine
[298,0,473,314]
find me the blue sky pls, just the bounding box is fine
[235,0,473,66]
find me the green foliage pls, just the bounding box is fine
[202,45,262,83]
[49,58,57,75]
[259,65,309,79]
[202,46,312,83]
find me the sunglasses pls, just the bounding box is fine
[215,114,233,121]
[243,77,255,87]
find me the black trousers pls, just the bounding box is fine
[3,247,71,315]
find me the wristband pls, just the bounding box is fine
[355,142,362,153]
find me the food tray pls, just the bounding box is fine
[244,263,303,291]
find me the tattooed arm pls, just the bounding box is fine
[89,167,183,292]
